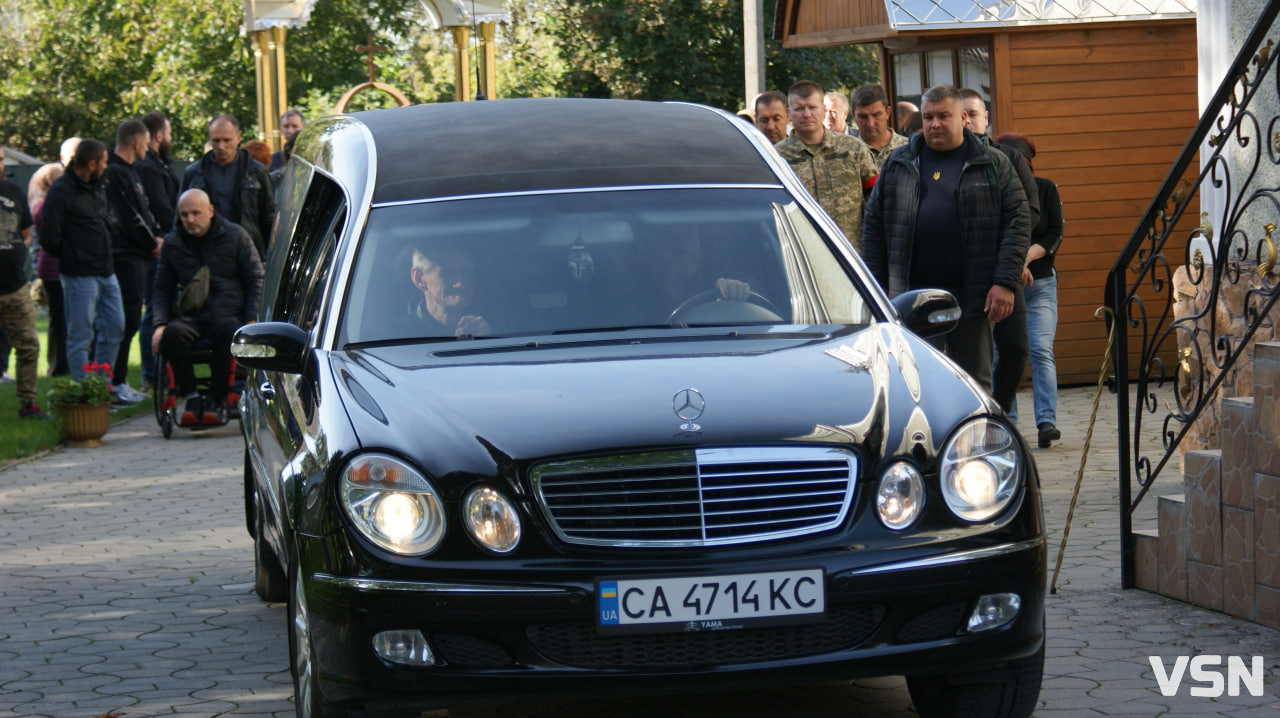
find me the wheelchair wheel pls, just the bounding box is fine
[160,411,173,439]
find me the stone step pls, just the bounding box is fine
[1157,494,1187,601]
[1182,449,1222,566]
[1133,528,1160,592]
[1220,397,1254,510]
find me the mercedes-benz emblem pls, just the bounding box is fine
[673,388,705,431]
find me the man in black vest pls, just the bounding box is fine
[180,115,275,259]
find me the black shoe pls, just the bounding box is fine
[1037,422,1060,448]
[180,394,203,427]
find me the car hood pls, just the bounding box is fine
[328,325,994,480]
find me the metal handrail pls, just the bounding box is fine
[1105,0,1280,588]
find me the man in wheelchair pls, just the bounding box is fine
[151,189,263,426]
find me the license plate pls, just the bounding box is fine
[597,568,824,634]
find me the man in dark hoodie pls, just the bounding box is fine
[136,111,181,390]
[180,114,275,259]
[152,189,263,426]
[104,119,162,403]
[39,138,128,387]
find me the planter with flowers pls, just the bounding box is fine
[47,362,114,445]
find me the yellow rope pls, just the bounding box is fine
[1050,305,1117,594]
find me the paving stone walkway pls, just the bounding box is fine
[1,385,1278,717]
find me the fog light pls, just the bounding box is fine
[966,593,1021,633]
[373,629,435,666]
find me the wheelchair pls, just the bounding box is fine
[152,338,244,438]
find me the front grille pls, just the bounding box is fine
[528,606,883,669]
[895,601,969,642]
[432,634,515,667]
[531,447,857,547]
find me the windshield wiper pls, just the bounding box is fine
[550,324,677,335]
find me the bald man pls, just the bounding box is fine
[180,114,276,259]
[152,189,263,426]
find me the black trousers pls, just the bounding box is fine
[991,286,1029,413]
[112,256,149,385]
[159,316,240,399]
[43,279,69,376]
[927,313,995,395]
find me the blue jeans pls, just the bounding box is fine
[1022,272,1059,426]
[62,274,125,381]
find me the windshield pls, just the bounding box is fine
[338,187,876,345]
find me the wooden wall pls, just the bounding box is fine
[1003,21,1199,384]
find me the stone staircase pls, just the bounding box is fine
[1133,342,1280,629]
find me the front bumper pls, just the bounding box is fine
[302,538,1046,714]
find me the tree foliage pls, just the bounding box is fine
[549,0,879,111]
[0,0,879,161]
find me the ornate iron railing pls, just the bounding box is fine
[1106,1,1280,588]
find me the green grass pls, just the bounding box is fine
[0,311,154,462]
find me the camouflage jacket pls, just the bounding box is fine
[775,130,879,253]
[866,132,909,171]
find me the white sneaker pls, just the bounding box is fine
[0,372,13,384]
[111,383,145,404]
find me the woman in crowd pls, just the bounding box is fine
[29,162,68,377]
[994,132,1065,448]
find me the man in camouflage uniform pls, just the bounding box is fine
[852,84,909,170]
[774,81,879,253]
[0,147,49,419]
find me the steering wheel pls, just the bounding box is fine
[666,289,784,326]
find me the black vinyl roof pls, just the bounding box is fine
[348,99,781,204]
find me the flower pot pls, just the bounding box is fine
[59,402,110,446]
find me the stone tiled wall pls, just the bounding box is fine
[1171,265,1280,470]
[1140,341,1280,631]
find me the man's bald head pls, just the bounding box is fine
[177,189,216,237]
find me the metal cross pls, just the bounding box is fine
[355,33,388,84]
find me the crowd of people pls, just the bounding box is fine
[3,89,1063,448]
[744,81,1065,448]
[0,109,303,424]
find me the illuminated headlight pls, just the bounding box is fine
[463,486,521,553]
[341,454,445,555]
[876,462,924,530]
[939,419,1021,522]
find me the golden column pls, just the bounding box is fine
[477,21,497,100]
[250,26,289,151]
[450,26,473,102]
[252,26,289,151]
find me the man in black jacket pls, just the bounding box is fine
[136,111,180,391]
[39,139,128,388]
[152,189,263,426]
[863,84,1030,394]
[180,114,275,259]
[104,119,161,402]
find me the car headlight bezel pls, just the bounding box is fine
[340,453,446,556]
[938,418,1022,523]
[463,486,522,554]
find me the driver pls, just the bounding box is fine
[639,224,750,313]
[402,240,491,339]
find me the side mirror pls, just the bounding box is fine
[231,322,310,374]
[891,289,961,338]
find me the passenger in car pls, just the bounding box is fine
[400,240,492,339]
